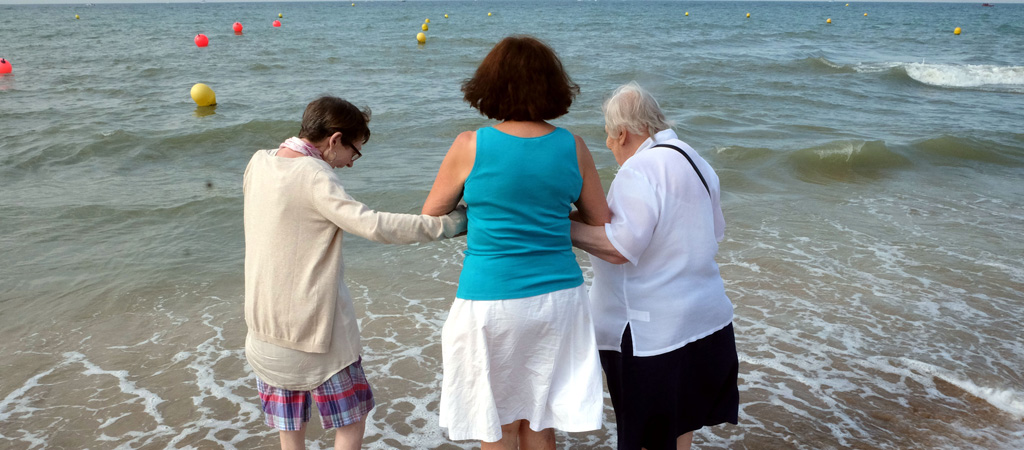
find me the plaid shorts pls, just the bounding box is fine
[256,358,375,431]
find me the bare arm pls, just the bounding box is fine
[423,131,476,216]
[571,135,611,226]
[570,221,628,264]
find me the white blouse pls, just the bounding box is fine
[589,129,734,357]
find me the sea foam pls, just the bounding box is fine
[900,358,1024,420]
[850,61,1024,92]
[902,63,1024,89]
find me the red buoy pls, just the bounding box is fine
[272,20,281,27]
[232,22,243,33]
[0,58,11,74]
[194,34,209,47]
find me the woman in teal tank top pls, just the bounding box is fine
[423,36,611,449]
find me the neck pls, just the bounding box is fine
[278,136,326,161]
[495,120,555,138]
[619,132,650,164]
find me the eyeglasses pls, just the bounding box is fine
[343,141,362,162]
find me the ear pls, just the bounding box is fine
[330,131,344,148]
[615,128,628,146]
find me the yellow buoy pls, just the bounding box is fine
[746,13,751,18]
[351,3,355,6]
[846,3,849,6]
[488,12,492,16]
[75,14,79,19]
[422,23,428,31]
[864,13,868,16]
[416,32,426,44]
[425,18,430,23]
[685,12,689,16]
[279,13,283,18]
[954,27,961,35]
[826,18,831,24]
[190,83,216,107]
[444,14,449,18]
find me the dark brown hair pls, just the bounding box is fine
[299,96,372,148]
[462,35,579,121]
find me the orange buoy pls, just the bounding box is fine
[195,34,209,47]
[232,22,243,33]
[273,20,281,27]
[0,58,11,74]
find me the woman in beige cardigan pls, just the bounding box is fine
[242,96,466,450]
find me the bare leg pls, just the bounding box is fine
[518,420,555,450]
[279,423,306,450]
[481,419,522,450]
[676,431,694,450]
[333,415,367,450]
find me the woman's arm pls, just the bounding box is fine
[571,135,611,226]
[575,166,659,265]
[423,131,476,216]
[570,221,628,264]
[312,172,467,244]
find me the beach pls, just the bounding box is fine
[1,1,1023,448]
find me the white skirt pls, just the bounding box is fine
[438,284,604,442]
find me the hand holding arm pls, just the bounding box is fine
[572,165,658,265]
[570,221,628,264]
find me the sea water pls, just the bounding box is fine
[1,1,1022,448]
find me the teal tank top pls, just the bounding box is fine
[456,126,584,300]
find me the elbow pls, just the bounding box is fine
[591,250,628,265]
[588,211,612,226]
[606,254,629,265]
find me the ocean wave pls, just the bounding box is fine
[852,62,1024,93]
[899,358,1024,420]
[787,140,912,183]
[802,56,857,74]
[714,135,1023,185]
[995,23,1023,34]
[807,57,1024,93]
[12,119,300,170]
[56,196,239,223]
[901,63,1024,91]
[249,62,286,71]
[714,145,777,162]
[688,114,749,128]
[910,135,1024,167]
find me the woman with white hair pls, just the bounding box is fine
[570,82,739,450]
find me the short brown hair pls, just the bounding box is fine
[462,35,579,121]
[299,96,372,148]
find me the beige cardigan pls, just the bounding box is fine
[243,150,464,387]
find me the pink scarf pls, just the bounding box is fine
[279,137,323,160]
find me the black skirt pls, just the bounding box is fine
[599,324,739,450]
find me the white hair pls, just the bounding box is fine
[602,81,674,138]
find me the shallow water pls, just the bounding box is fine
[1,1,1023,448]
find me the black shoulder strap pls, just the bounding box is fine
[652,144,711,197]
